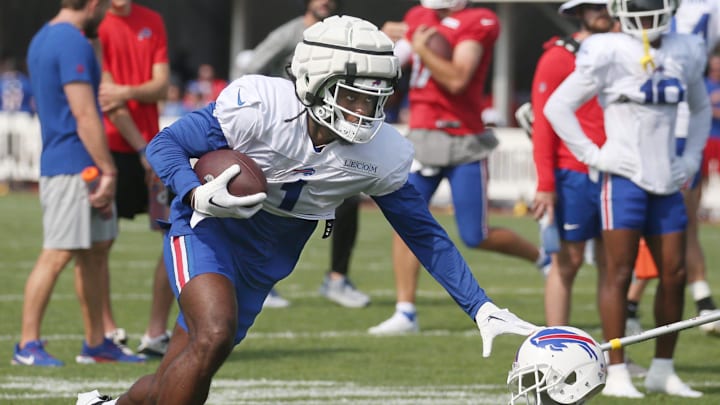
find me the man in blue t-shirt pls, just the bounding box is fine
[13,0,144,367]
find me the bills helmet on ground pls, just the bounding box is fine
[507,326,606,404]
[290,15,400,143]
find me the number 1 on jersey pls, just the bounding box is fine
[279,180,307,211]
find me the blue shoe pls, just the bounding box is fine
[76,338,146,364]
[12,340,64,367]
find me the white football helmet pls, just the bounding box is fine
[507,326,606,405]
[608,0,679,42]
[290,15,400,143]
[420,0,468,10]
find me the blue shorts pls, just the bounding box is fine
[600,173,687,235]
[164,210,317,344]
[554,169,601,242]
[676,138,701,189]
[409,160,488,247]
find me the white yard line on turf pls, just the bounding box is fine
[0,376,508,404]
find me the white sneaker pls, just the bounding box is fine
[699,309,720,335]
[368,311,419,335]
[602,365,644,398]
[319,275,370,308]
[474,302,538,357]
[137,331,171,357]
[645,371,702,398]
[625,317,643,336]
[76,390,115,405]
[262,288,290,308]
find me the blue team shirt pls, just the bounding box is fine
[27,22,100,176]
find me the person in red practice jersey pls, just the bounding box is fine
[370,0,547,335]
[530,0,611,328]
[92,0,173,357]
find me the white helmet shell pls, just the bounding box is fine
[508,326,607,405]
[290,15,401,143]
[420,0,468,10]
[608,0,678,42]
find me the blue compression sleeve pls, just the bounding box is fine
[147,103,229,201]
[372,182,491,319]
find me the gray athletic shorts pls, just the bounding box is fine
[40,174,118,249]
[406,128,499,167]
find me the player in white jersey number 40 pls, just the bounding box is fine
[545,0,711,400]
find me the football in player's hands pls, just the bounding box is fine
[426,31,452,60]
[193,149,267,196]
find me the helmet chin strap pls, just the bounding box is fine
[640,29,656,72]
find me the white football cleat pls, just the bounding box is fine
[368,311,419,335]
[319,274,370,308]
[262,288,290,308]
[137,331,171,357]
[698,309,720,336]
[474,302,538,357]
[602,365,644,398]
[76,390,115,405]
[645,370,702,398]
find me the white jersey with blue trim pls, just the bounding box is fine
[673,0,720,53]
[672,0,720,137]
[546,32,709,194]
[213,75,413,220]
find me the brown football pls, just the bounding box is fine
[193,149,267,196]
[426,31,452,60]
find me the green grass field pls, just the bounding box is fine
[1,191,719,404]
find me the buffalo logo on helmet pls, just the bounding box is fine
[529,328,599,360]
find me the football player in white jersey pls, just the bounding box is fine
[626,0,720,337]
[673,0,720,51]
[545,0,711,399]
[75,16,538,405]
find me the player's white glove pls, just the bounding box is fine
[191,164,267,219]
[475,302,539,358]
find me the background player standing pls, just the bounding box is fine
[545,0,711,398]
[530,0,611,327]
[370,0,548,335]
[95,0,173,356]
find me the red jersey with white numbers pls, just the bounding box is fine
[405,6,499,135]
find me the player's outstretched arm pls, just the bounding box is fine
[374,183,539,356]
[372,182,488,316]
[373,183,538,357]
